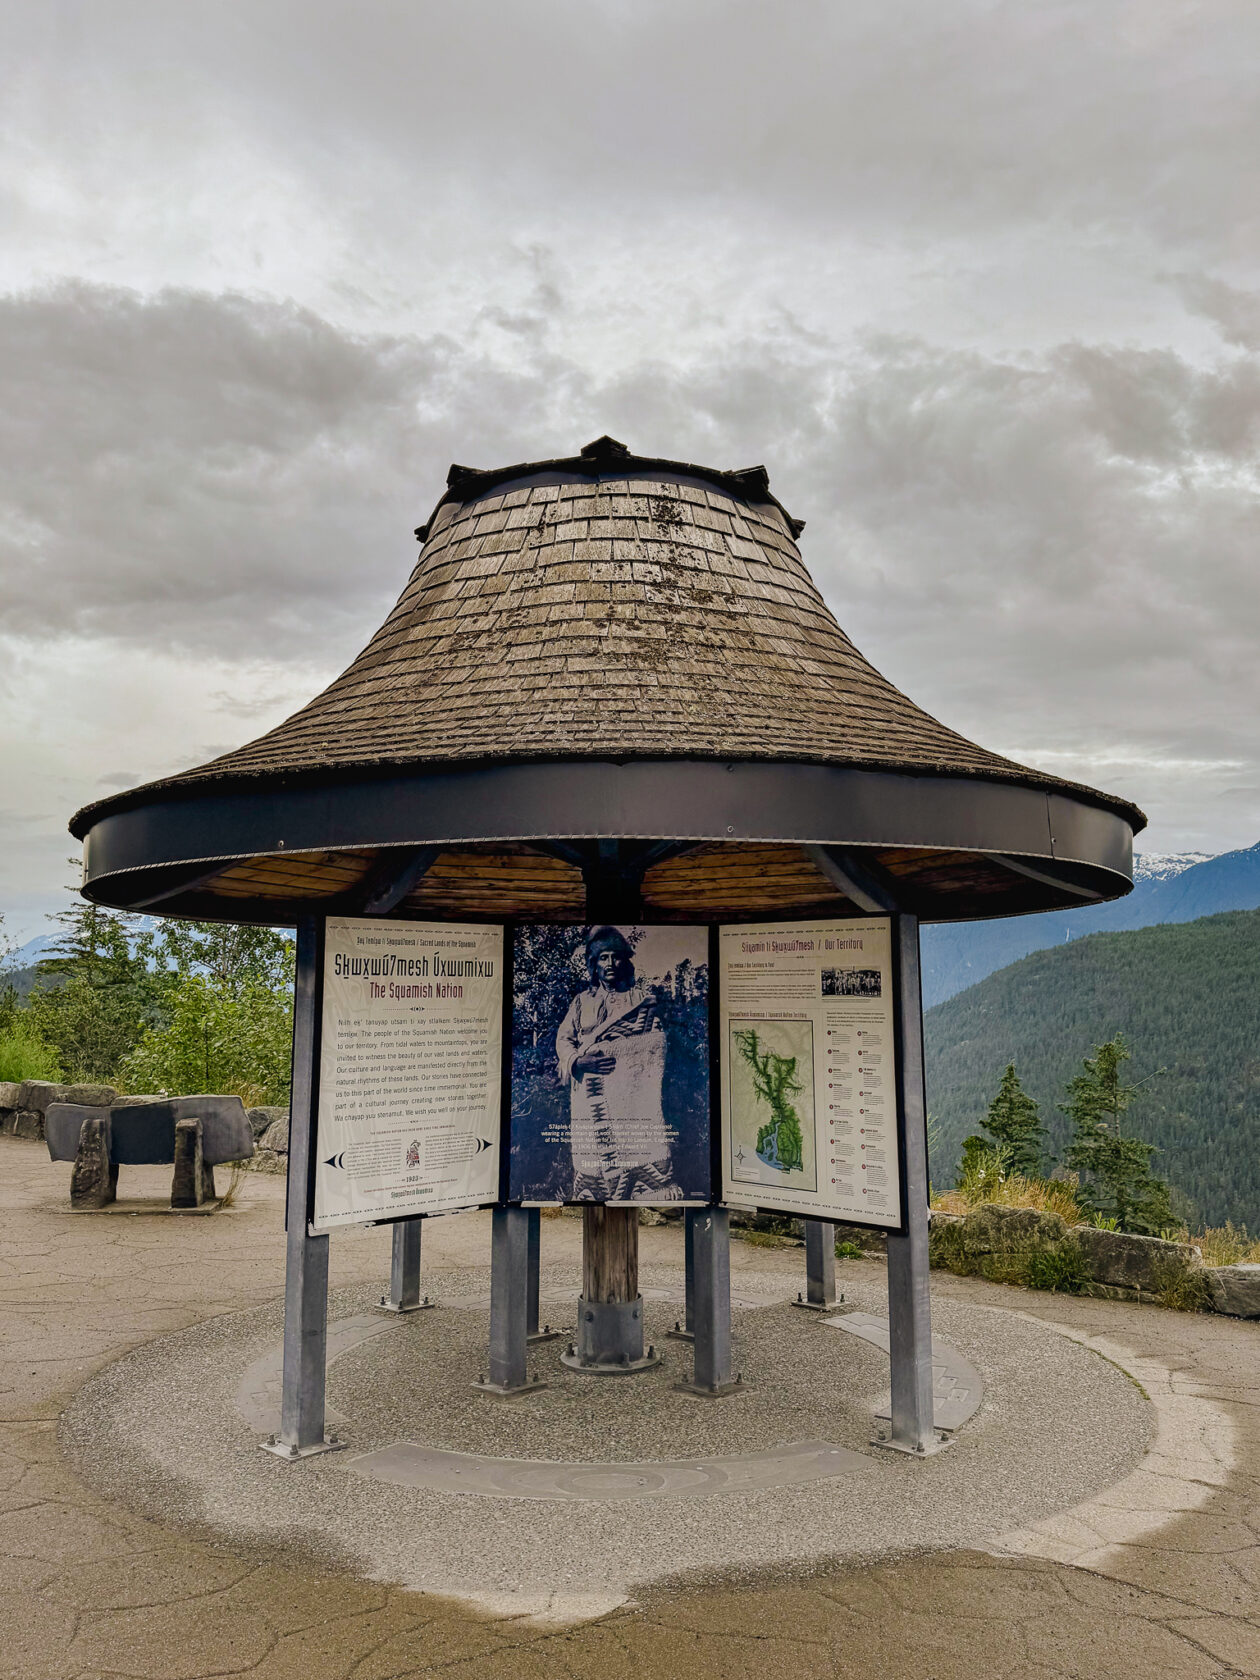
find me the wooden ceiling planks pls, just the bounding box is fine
[183,839,1062,922]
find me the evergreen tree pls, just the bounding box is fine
[956,1062,1047,1186]
[988,1062,1047,1172]
[1061,1034,1173,1235]
[26,877,159,1082]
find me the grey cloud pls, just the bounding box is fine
[1,276,1256,848]
[9,2,1260,258]
[0,281,580,658]
[1175,274,1260,352]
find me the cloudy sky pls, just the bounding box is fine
[2,1,1257,938]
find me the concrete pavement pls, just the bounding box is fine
[2,1135,1258,1678]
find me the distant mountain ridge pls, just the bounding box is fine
[1132,851,1213,884]
[921,841,1260,1007]
[924,906,1260,1230]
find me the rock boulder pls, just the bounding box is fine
[960,1202,1069,1255]
[1072,1225,1201,1294]
[259,1114,289,1154]
[247,1106,287,1142]
[1205,1264,1260,1318]
[17,1080,72,1113]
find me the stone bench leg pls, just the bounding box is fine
[172,1117,216,1208]
[70,1114,118,1210]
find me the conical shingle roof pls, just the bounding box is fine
[70,439,1143,925]
[75,438,1141,817]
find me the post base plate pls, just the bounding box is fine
[674,1376,747,1398]
[259,1436,346,1461]
[870,1429,954,1457]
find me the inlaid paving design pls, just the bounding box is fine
[345,1438,872,1502]
[824,1308,985,1430]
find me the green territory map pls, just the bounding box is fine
[718,917,902,1229]
[728,1019,818,1192]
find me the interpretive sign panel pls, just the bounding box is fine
[312,917,503,1231]
[718,919,902,1230]
[509,924,711,1205]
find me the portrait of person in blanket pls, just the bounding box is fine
[509,924,711,1205]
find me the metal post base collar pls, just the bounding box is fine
[375,1294,437,1314]
[561,1294,662,1374]
[560,1342,663,1375]
[792,1293,845,1313]
[259,1435,346,1461]
[665,1321,695,1343]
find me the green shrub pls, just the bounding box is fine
[1022,1239,1088,1294]
[121,972,292,1106]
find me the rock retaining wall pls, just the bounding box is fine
[0,1080,117,1140]
[930,1202,1259,1319]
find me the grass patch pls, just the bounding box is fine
[1021,1241,1089,1294]
[940,1155,1088,1223]
[1194,1223,1260,1266]
[1152,1257,1212,1313]
[0,1026,62,1083]
[214,1157,256,1210]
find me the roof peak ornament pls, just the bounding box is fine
[579,435,632,461]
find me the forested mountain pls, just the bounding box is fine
[921,841,1260,1007]
[924,908,1260,1230]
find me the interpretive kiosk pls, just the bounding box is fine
[69,434,1145,1456]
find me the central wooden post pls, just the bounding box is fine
[562,843,659,1371]
[582,1203,639,1301]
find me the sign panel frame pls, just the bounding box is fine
[310,915,505,1233]
[716,916,908,1236]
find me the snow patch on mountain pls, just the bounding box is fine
[1132,850,1215,884]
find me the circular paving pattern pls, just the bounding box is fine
[63,1266,1154,1616]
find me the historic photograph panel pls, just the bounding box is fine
[509,924,711,1204]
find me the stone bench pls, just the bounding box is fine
[46,1095,254,1210]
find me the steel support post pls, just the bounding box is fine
[525,1206,563,1343]
[880,912,946,1455]
[667,1207,698,1341]
[795,1218,841,1311]
[676,1206,742,1396]
[265,915,338,1459]
[473,1206,543,1396]
[527,1205,540,1333]
[378,1217,434,1313]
